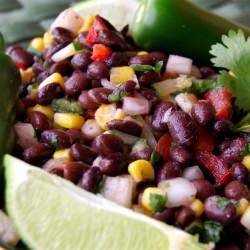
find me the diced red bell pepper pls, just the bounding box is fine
[156,133,173,161]
[193,127,216,153]
[16,62,26,70]
[85,16,109,45]
[196,151,231,185]
[91,44,112,61]
[204,87,232,120]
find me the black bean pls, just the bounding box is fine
[23,143,53,164]
[70,143,98,165]
[91,134,124,156]
[119,80,136,93]
[64,72,89,96]
[139,71,161,86]
[76,32,88,44]
[157,161,182,183]
[71,51,92,70]
[32,61,44,76]
[79,167,103,193]
[140,88,159,107]
[153,207,175,224]
[200,66,216,79]
[242,235,250,250]
[88,87,112,104]
[167,111,198,146]
[28,111,50,132]
[151,101,176,132]
[240,132,250,143]
[43,42,64,63]
[170,146,193,166]
[87,60,109,80]
[192,179,215,201]
[231,162,249,183]
[51,27,73,45]
[66,129,84,144]
[213,119,233,136]
[99,152,128,175]
[107,119,142,136]
[204,195,236,225]
[78,91,99,109]
[49,60,72,76]
[36,83,63,105]
[149,52,168,63]
[130,148,153,161]
[224,181,249,200]
[175,206,195,228]
[63,161,89,183]
[36,71,49,84]
[129,55,156,66]
[41,129,71,149]
[217,243,240,250]
[105,52,129,67]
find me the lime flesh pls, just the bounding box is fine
[5,155,208,250]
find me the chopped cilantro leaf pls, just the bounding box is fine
[149,193,166,213]
[52,99,84,115]
[132,60,163,73]
[72,41,83,51]
[50,135,58,149]
[217,197,230,210]
[185,221,203,236]
[108,90,129,102]
[210,30,250,111]
[240,143,250,156]
[202,221,223,243]
[27,46,42,56]
[150,150,161,165]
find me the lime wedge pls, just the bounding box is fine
[4,155,209,250]
[72,0,140,31]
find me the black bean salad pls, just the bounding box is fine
[8,8,250,250]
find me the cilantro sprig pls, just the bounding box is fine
[210,30,250,111]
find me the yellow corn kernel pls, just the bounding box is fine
[43,32,53,46]
[114,108,126,120]
[79,15,95,32]
[128,160,155,183]
[141,187,166,212]
[190,199,204,217]
[20,67,34,84]
[54,113,84,129]
[95,104,122,130]
[242,154,250,172]
[53,148,72,160]
[30,37,44,51]
[110,66,135,85]
[132,204,152,216]
[39,72,64,90]
[237,198,249,216]
[32,104,54,119]
[137,51,148,55]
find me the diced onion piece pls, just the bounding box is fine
[106,130,140,145]
[240,206,250,230]
[100,78,116,90]
[101,175,135,208]
[182,166,204,181]
[122,96,150,116]
[52,43,83,62]
[166,55,193,75]
[158,177,197,207]
[161,107,174,123]
[14,122,37,149]
[92,156,102,167]
[81,119,103,140]
[50,8,83,34]
[152,79,179,100]
[191,65,202,79]
[42,158,69,173]
[175,93,198,114]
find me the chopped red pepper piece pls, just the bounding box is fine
[196,151,231,185]
[85,16,109,45]
[193,127,216,153]
[91,44,112,61]
[156,133,173,161]
[16,62,26,70]
[204,87,232,120]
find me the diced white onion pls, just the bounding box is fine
[100,78,116,90]
[166,55,193,75]
[161,107,174,123]
[175,93,198,114]
[42,158,69,172]
[81,120,103,140]
[122,96,150,116]
[50,8,83,34]
[182,166,204,181]
[14,122,37,149]
[191,65,202,79]
[52,43,82,62]
[92,156,102,167]
[240,206,250,230]
[158,177,197,207]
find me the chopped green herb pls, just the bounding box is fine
[50,135,58,149]
[108,90,129,102]
[240,143,250,156]
[234,124,250,133]
[52,99,84,115]
[236,113,250,128]
[217,197,230,210]
[72,41,83,51]
[185,221,203,236]
[235,200,241,208]
[43,61,50,70]
[131,60,163,73]
[98,179,105,192]
[149,193,166,213]
[150,150,161,165]
[202,221,223,243]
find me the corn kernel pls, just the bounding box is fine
[132,204,152,216]
[128,160,155,183]
[95,104,123,130]
[32,104,54,119]
[110,66,135,84]
[39,72,64,90]
[137,51,148,55]
[141,187,166,212]
[190,199,204,217]
[79,15,95,32]
[115,108,126,120]
[30,37,44,51]
[54,113,84,129]
[242,154,250,172]
[43,32,53,46]
[53,148,72,160]
[20,67,34,84]
[237,198,249,216]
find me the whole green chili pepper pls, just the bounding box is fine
[131,0,250,63]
